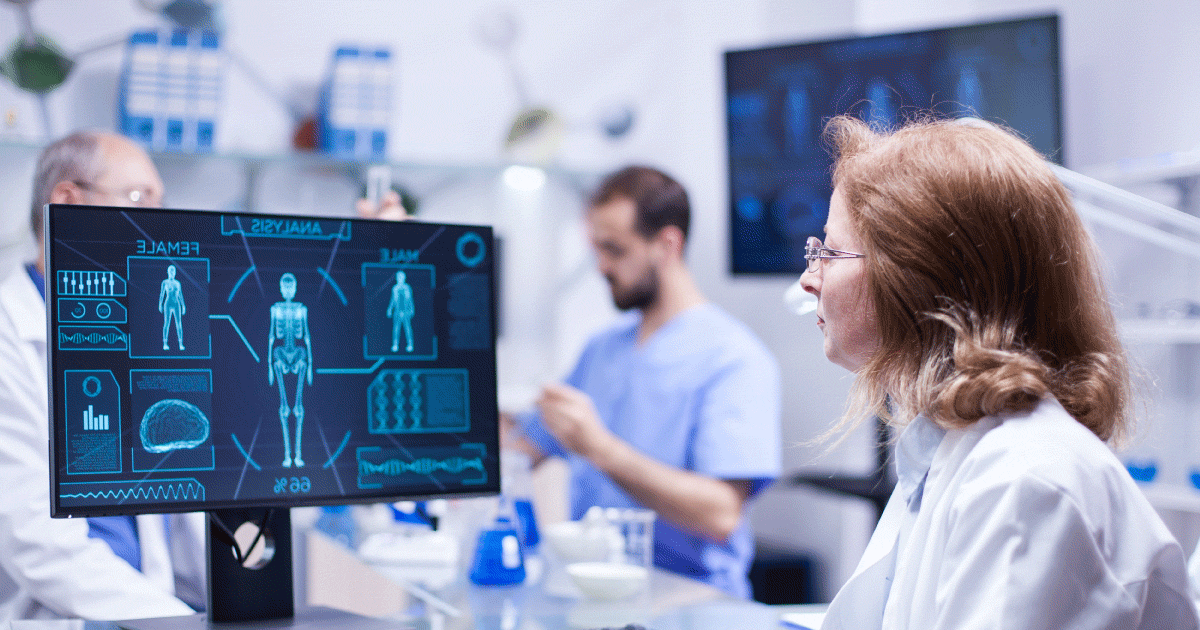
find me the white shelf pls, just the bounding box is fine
[0,140,599,213]
[1119,319,1200,344]
[1141,484,1200,515]
[1082,149,1200,188]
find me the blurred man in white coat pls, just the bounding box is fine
[0,131,206,621]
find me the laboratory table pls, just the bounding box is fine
[7,566,810,630]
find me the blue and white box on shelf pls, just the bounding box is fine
[317,46,391,161]
[118,29,223,153]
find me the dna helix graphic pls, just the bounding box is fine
[60,479,205,503]
[59,330,128,345]
[359,455,484,477]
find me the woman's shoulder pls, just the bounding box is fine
[972,398,1109,460]
[949,398,1143,519]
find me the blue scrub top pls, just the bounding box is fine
[521,303,781,597]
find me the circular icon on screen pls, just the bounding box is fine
[82,376,102,397]
[456,232,486,268]
[96,303,111,319]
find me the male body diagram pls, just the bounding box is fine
[267,273,312,467]
[387,270,414,353]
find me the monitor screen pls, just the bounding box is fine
[726,14,1062,274]
[47,204,500,517]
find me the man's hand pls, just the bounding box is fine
[356,190,408,221]
[536,384,748,543]
[536,383,617,460]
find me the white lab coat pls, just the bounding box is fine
[822,397,1198,630]
[0,268,206,621]
[1186,535,1200,617]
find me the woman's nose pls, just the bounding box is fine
[799,266,819,295]
[784,273,819,315]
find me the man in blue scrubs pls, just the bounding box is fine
[515,166,781,597]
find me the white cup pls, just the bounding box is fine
[562,507,655,601]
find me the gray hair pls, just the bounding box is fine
[31,130,106,238]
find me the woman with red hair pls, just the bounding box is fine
[803,116,1197,629]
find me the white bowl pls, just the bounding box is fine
[544,521,622,563]
[565,562,648,601]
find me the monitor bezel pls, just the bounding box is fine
[724,13,1063,275]
[46,203,501,518]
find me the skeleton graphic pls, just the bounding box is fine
[267,273,312,467]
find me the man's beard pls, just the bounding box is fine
[609,267,659,311]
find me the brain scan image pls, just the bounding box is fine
[139,398,210,453]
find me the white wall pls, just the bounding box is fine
[852,0,1200,170]
[3,0,1200,601]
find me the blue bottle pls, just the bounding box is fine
[502,451,540,550]
[469,506,526,586]
[314,505,358,549]
[513,499,539,550]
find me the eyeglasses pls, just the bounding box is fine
[804,236,864,273]
[72,181,162,207]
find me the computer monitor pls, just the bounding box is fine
[726,14,1062,274]
[45,203,500,626]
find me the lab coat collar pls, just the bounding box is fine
[0,269,46,344]
[821,490,907,629]
[894,414,946,510]
[824,413,984,629]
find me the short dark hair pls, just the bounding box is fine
[589,166,689,243]
[30,131,105,239]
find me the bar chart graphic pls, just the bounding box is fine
[65,370,122,474]
[83,405,110,431]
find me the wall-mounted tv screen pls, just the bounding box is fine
[725,14,1062,274]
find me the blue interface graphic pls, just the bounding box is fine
[725,15,1061,273]
[48,205,499,515]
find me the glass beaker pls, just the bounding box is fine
[468,499,526,586]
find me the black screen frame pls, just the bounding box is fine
[724,13,1063,275]
[46,203,501,518]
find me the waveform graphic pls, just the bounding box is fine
[359,455,483,477]
[60,331,128,344]
[60,478,205,504]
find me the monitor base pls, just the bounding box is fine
[116,606,426,630]
[207,509,294,623]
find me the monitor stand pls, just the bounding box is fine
[115,509,423,630]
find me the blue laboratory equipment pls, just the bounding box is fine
[502,450,539,550]
[469,500,525,586]
[118,28,222,152]
[513,499,539,550]
[317,45,391,160]
[314,505,358,549]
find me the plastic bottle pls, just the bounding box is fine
[502,450,540,550]
[314,505,358,549]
